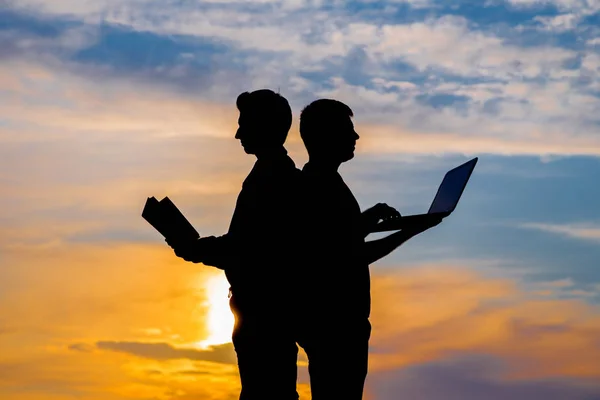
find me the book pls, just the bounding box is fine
[142,196,200,242]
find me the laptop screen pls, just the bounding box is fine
[428,158,477,214]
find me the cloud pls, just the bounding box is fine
[0,21,100,60]
[0,236,243,399]
[2,4,600,164]
[0,58,268,247]
[505,0,600,14]
[533,12,580,31]
[519,222,600,243]
[5,55,600,265]
[0,242,223,354]
[95,341,237,365]
[68,343,96,352]
[368,15,575,78]
[2,247,600,399]
[537,278,575,288]
[0,60,239,140]
[528,278,600,299]
[369,355,600,400]
[367,265,600,381]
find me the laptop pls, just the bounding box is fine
[371,157,478,233]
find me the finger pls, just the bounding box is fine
[384,205,399,215]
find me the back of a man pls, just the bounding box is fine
[168,89,302,400]
[294,99,371,400]
[299,162,370,319]
[295,99,442,400]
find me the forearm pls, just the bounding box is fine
[363,230,416,265]
[194,234,234,268]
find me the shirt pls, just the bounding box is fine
[299,162,371,320]
[204,148,301,310]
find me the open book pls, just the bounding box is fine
[142,196,200,242]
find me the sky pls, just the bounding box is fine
[1,0,600,399]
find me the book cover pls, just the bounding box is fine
[142,196,199,241]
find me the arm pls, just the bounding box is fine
[362,218,442,265]
[194,235,235,268]
[166,234,235,269]
[175,176,300,267]
[362,230,415,265]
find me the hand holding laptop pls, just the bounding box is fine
[362,203,401,231]
[371,157,478,233]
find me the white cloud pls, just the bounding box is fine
[369,15,574,78]
[520,222,600,242]
[506,0,600,14]
[4,2,579,79]
[315,76,600,157]
[534,13,580,31]
[537,278,575,288]
[588,37,600,45]
[3,0,600,160]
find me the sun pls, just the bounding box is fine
[197,273,235,348]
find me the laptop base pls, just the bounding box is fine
[370,212,448,233]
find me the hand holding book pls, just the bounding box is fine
[141,196,200,242]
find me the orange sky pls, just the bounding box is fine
[2,237,600,399]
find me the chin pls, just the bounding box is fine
[342,152,355,162]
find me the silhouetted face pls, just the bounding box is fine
[235,111,262,154]
[318,114,360,163]
[338,116,360,162]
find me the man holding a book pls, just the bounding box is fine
[154,89,302,400]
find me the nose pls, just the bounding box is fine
[354,130,360,141]
[235,128,241,140]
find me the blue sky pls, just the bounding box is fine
[1,0,600,399]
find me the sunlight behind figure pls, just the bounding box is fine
[197,274,234,349]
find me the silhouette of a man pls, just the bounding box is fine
[295,99,441,400]
[168,89,301,400]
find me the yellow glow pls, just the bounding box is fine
[198,273,234,348]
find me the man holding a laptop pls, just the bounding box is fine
[295,98,477,400]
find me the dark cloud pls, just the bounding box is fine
[369,355,600,400]
[67,343,95,352]
[95,341,237,365]
[177,370,211,376]
[145,369,163,376]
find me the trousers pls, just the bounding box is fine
[230,294,299,400]
[230,294,371,400]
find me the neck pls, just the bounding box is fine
[255,146,287,160]
[306,156,342,172]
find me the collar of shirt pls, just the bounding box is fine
[245,148,296,186]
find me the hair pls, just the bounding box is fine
[236,89,293,145]
[299,99,354,153]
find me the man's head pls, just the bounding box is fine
[299,99,359,164]
[235,89,293,155]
